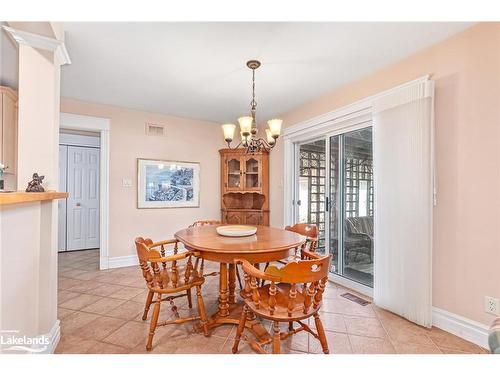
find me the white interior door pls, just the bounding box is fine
[85,148,100,249]
[58,145,68,252]
[66,146,100,251]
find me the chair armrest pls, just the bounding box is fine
[301,250,322,260]
[149,251,193,263]
[149,239,179,248]
[235,258,281,283]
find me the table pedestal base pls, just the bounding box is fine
[196,302,270,344]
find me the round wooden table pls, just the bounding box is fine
[174,225,305,341]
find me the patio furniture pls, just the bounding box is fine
[345,216,373,262]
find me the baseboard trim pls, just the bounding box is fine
[108,255,138,269]
[432,307,490,349]
[45,319,61,354]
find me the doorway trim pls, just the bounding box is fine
[60,113,110,270]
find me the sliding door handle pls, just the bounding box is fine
[325,197,330,212]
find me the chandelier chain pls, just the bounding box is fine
[250,68,257,123]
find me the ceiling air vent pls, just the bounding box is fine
[145,123,166,137]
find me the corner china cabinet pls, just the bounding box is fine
[219,148,269,226]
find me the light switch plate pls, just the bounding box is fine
[122,178,132,188]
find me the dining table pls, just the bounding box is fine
[174,224,306,342]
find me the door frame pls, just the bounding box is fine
[60,113,110,270]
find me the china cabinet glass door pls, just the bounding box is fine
[244,156,261,190]
[226,157,242,190]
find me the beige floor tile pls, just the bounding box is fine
[324,331,353,354]
[58,278,84,290]
[348,334,396,354]
[58,290,82,304]
[59,294,103,310]
[59,268,89,279]
[344,316,387,338]
[392,341,442,354]
[73,315,128,341]
[87,283,124,297]
[81,297,127,315]
[66,280,103,293]
[60,311,101,335]
[382,320,435,347]
[94,273,122,283]
[72,270,103,281]
[58,307,76,319]
[130,289,151,303]
[313,312,346,333]
[103,320,166,349]
[439,348,485,354]
[427,327,484,353]
[85,341,130,354]
[55,336,100,354]
[174,334,227,354]
[106,300,145,320]
[112,286,145,300]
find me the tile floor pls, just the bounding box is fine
[56,249,488,354]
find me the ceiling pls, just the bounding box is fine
[61,22,473,124]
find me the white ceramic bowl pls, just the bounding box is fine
[216,225,257,237]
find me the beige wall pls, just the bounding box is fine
[60,98,226,259]
[269,23,500,326]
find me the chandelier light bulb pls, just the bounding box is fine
[221,123,236,142]
[238,116,253,136]
[265,129,275,145]
[267,119,283,138]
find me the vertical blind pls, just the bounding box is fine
[373,79,434,327]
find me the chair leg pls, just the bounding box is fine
[186,289,193,309]
[288,321,294,332]
[232,305,248,354]
[142,290,154,321]
[272,321,280,354]
[260,263,270,287]
[195,285,209,337]
[313,312,329,354]
[146,293,161,351]
[235,265,243,290]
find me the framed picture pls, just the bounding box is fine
[137,158,200,208]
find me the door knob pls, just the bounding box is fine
[76,202,81,207]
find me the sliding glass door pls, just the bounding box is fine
[295,127,374,287]
[297,139,327,252]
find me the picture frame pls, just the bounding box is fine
[137,158,200,209]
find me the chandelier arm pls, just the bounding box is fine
[226,140,243,149]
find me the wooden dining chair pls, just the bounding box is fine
[135,237,209,351]
[233,251,332,354]
[189,220,243,290]
[261,223,319,285]
[285,223,319,255]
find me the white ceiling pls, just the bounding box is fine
[61,22,473,124]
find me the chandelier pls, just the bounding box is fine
[221,60,282,153]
